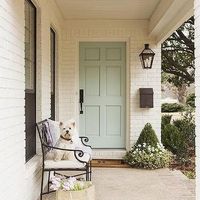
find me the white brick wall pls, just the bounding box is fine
[0,1,162,199]
[34,0,64,154]
[0,0,63,200]
[195,0,200,199]
[0,1,26,199]
[60,20,161,148]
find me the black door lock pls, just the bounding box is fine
[79,89,84,114]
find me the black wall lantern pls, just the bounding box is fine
[139,44,155,69]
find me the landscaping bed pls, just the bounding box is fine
[161,108,195,179]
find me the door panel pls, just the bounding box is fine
[106,66,121,96]
[79,42,126,148]
[85,48,100,60]
[106,106,121,136]
[85,66,100,96]
[106,48,121,60]
[85,106,100,136]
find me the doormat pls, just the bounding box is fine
[91,159,130,168]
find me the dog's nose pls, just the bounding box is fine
[66,130,69,134]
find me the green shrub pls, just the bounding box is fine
[173,119,195,145]
[161,115,172,130]
[124,123,172,169]
[161,124,186,156]
[124,143,172,169]
[183,170,196,179]
[173,109,195,149]
[186,93,195,108]
[136,123,159,148]
[161,103,184,113]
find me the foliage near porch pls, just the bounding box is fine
[124,123,172,169]
[161,109,195,179]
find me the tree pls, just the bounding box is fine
[136,123,159,148]
[162,17,194,87]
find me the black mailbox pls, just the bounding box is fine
[139,88,154,108]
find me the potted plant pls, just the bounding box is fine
[50,176,95,200]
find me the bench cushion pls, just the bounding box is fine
[45,152,90,169]
[44,160,86,169]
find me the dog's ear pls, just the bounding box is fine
[69,119,75,127]
[59,122,63,127]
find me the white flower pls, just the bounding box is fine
[138,144,141,147]
[50,176,79,191]
[68,177,76,184]
[63,182,71,191]
[50,179,61,190]
[51,176,61,182]
[50,185,58,190]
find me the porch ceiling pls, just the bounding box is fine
[55,0,160,20]
[55,0,194,43]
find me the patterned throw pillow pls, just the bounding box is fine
[44,121,53,146]
[47,119,60,146]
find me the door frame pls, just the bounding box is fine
[75,38,130,150]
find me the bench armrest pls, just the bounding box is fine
[79,136,92,148]
[42,144,88,164]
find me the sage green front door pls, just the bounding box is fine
[79,42,126,148]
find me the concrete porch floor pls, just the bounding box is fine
[44,168,195,200]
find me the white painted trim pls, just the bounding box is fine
[156,7,193,44]
[34,0,42,123]
[149,0,194,44]
[25,155,42,178]
[50,24,60,121]
[75,37,130,155]
[25,0,42,157]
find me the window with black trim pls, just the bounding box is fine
[25,0,37,162]
[50,28,56,120]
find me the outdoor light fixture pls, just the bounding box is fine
[139,44,155,69]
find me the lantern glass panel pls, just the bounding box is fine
[142,54,152,68]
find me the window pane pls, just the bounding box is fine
[25,0,37,162]
[25,0,36,91]
[25,2,30,29]
[25,59,34,90]
[50,29,55,94]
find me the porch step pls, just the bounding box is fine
[92,149,126,159]
[92,159,130,168]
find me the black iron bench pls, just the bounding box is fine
[36,119,92,200]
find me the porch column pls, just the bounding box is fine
[195,0,200,198]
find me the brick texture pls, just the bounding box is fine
[0,0,63,200]
[0,1,162,200]
[0,0,26,199]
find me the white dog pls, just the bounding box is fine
[54,119,81,161]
